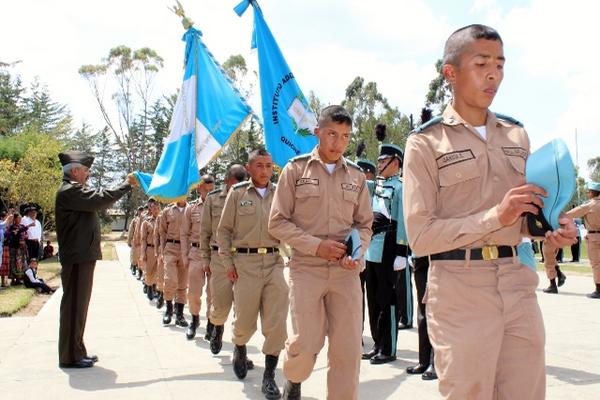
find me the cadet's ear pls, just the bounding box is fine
[442,63,457,86]
[313,127,321,139]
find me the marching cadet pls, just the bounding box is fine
[541,239,567,293]
[403,24,577,399]
[217,148,288,399]
[159,199,189,327]
[201,165,248,352]
[140,198,161,301]
[565,182,600,298]
[363,143,409,364]
[127,207,143,277]
[154,209,166,309]
[269,105,373,400]
[136,205,148,288]
[181,175,215,340]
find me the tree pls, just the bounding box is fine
[588,156,600,182]
[0,69,27,136]
[24,78,72,138]
[425,59,452,113]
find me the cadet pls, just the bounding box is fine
[403,24,577,399]
[154,209,166,309]
[269,105,373,400]
[217,148,288,399]
[541,239,567,293]
[565,182,600,298]
[127,207,143,277]
[363,143,409,364]
[159,200,189,327]
[201,164,248,352]
[136,206,148,287]
[140,198,161,301]
[181,175,215,340]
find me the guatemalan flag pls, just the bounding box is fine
[235,0,318,168]
[135,26,252,201]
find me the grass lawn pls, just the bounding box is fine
[534,239,593,275]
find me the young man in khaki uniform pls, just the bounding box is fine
[159,200,189,327]
[181,175,215,340]
[154,210,166,309]
[218,149,288,400]
[201,165,248,353]
[127,207,142,277]
[134,207,147,282]
[269,105,373,400]
[140,198,161,301]
[403,24,577,400]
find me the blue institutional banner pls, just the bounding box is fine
[235,0,318,167]
[135,26,251,202]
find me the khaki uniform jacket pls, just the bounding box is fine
[200,187,228,264]
[55,177,131,265]
[217,181,279,267]
[134,212,146,247]
[268,147,373,265]
[159,204,187,252]
[154,212,164,254]
[181,199,204,262]
[140,215,158,260]
[403,104,530,256]
[567,197,600,241]
[127,216,139,247]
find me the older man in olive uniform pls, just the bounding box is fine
[56,150,134,368]
[140,198,161,301]
[403,24,577,399]
[201,165,248,353]
[269,105,373,400]
[218,149,288,400]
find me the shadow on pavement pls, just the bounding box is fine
[547,365,600,385]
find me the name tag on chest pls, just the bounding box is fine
[436,149,475,169]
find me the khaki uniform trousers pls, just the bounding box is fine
[164,242,188,304]
[156,254,165,292]
[542,243,558,279]
[209,249,234,325]
[135,245,145,273]
[188,246,211,318]
[144,246,157,286]
[425,256,546,400]
[232,253,289,356]
[284,260,363,400]
[587,238,600,283]
[130,245,140,266]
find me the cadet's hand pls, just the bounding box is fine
[316,240,347,262]
[203,264,211,275]
[339,256,359,270]
[227,266,238,282]
[126,173,138,186]
[497,184,547,226]
[545,215,578,248]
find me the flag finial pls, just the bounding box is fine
[170,1,194,29]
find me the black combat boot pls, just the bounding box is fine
[175,303,189,327]
[156,291,164,309]
[163,300,173,324]
[543,278,558,293]
[282,380,301,400]
[137,268,143,281]
[186,315,199,339]
[131,265,137,276]
[588,283,600,299]
[556,265,567,287]
[204,320,215,341]
[262,355,281,399]
[233,345,249,379]
[143,284,148,294]
[210,324,224,354]
[153,285,158,299]
[146,284,154,301]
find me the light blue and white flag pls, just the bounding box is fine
[135,26,252,201]
[235,0,318,167]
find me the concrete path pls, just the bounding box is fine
[0,243,598,399]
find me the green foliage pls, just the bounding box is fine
[588,157,600,182]
[425,59,452,113]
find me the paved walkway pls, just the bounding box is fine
[0,243,599,399]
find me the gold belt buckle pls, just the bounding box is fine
[257,247,268,254]
[482,245,499,261]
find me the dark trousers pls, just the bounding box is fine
[571,236,581,262]
[396,262,414,326]
[365,260,400,356]
[24,279,53,294]
[360,268,367,333]
[26,240,40,261]
[59,262,96,364]
[413,256,433,366]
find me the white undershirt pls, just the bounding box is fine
[177,207,185,213]
[325,163,336,174]
[256,187,268,198]
[474,125,487,140]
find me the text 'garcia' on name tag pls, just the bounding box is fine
[295,178,319,186]
[436,149,475,169]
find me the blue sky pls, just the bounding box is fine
[2,0,598,178]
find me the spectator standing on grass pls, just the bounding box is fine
[22,206,42,261]
[6,213,29,285]
[0,211,14,287]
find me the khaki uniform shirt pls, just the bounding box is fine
[268,147,373,266]
[154,211,164,254]
[403,104,530,256]
[127,216,139,247]
[200,187,228,264]
[567,197,600,241]
[134,212,146,247]
[159,204,187,252]
[217,181,279,267]
[181,199,204,261]
[140,215,158,259]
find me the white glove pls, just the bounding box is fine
[393,256,407,271]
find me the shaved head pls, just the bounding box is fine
[443,24,503,66]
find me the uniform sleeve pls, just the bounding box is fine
[153,217,161,255]
[354,177,374,257]
[217,189,237,267]
[59,182,131,212]
[199,197,213,263]
[159,211,168,252]
[566,202,592,219]
[139,220,148,260]
[403,134,503,256]
[180,207,192,262]
[127,218,136,247]
[134,217,143,246]
[268,164,322,256]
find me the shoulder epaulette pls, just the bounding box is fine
[411,116,443,134]
[494,113,524,127]
[289,153,311,163]
[232,181,251,190]
[346,159,362,171]
[208,187,222,196]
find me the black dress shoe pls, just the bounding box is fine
[362,348,379,360]
[84,355,99,363]
[543,285,558,294]
[587,291,600,299]
[59,359,94,369]
[406,364,428,374]
[422,364,438,380]
[370,354,396,364]
[398,323,413,330]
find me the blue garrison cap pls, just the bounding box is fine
[357,159,377,176]
[587,182,600,192]
[378,144,403,161]
[525,138,576,235]
[343,228,362,260]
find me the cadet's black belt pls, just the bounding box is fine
[234,247,278,254]
[430,245,516,261]
[166,239,180,244]
[589,230,600,234]
[191,242,201,248]
[211,245,219,251]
